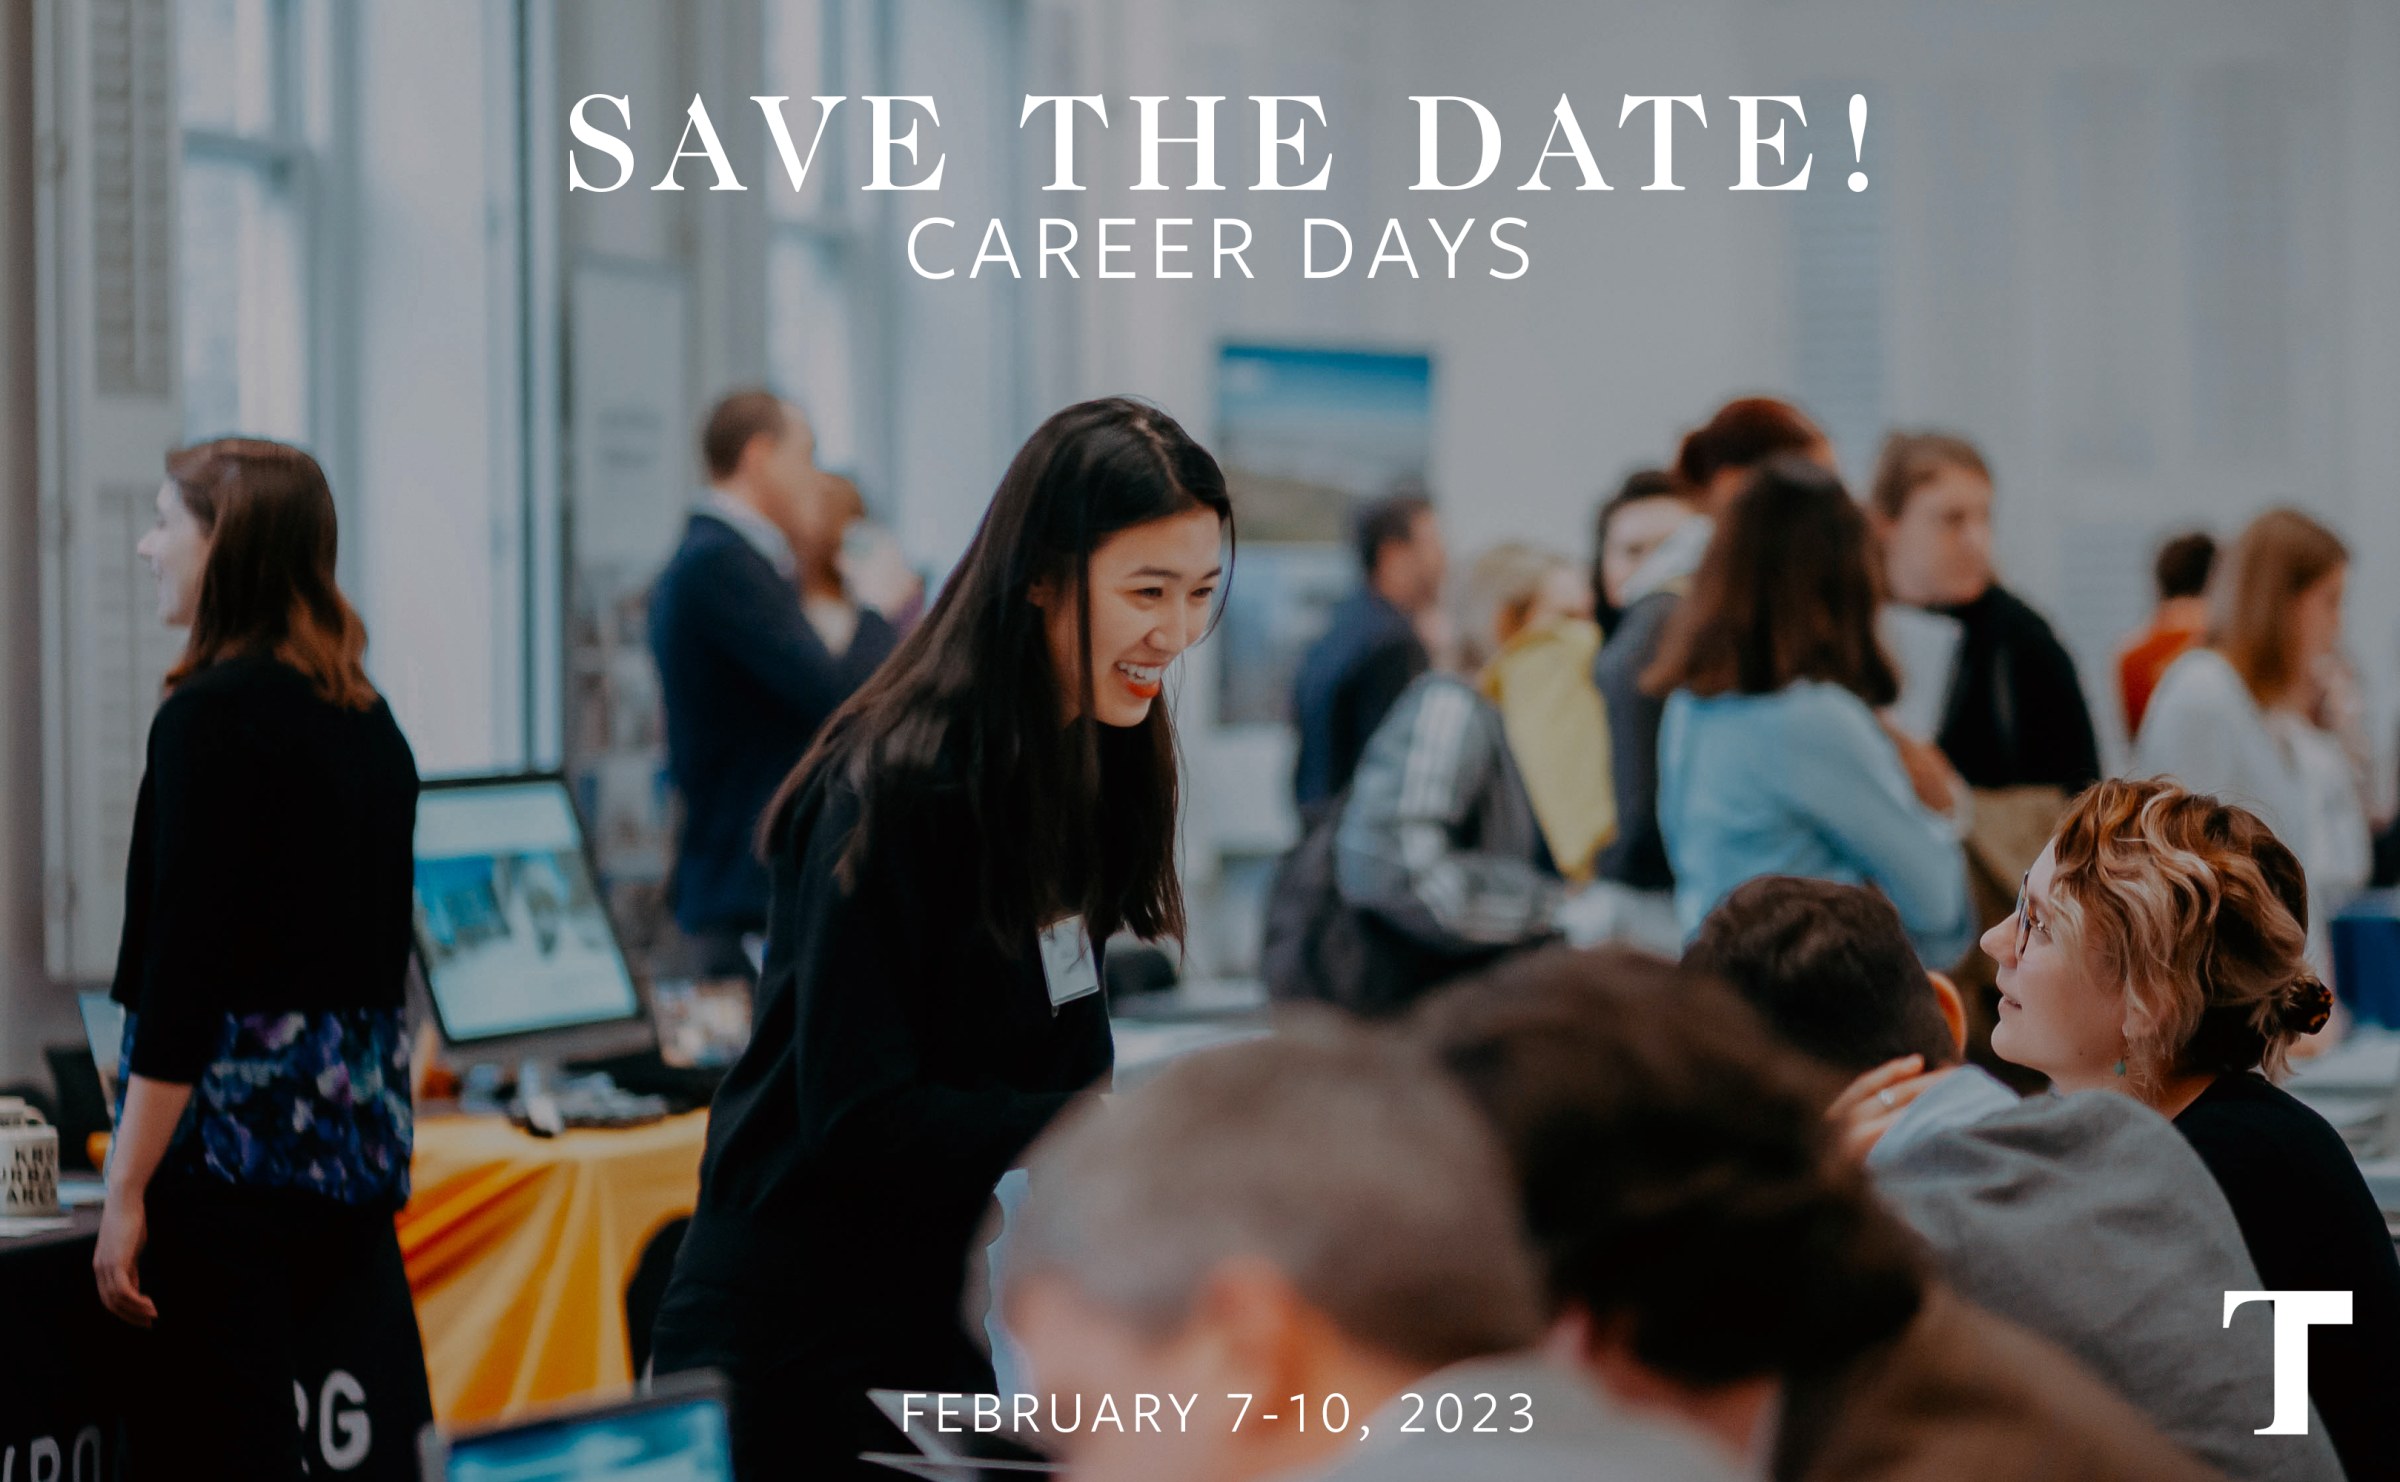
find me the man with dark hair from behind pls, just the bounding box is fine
[650,389,897,974]
[1685,877,2343,1482]
[1413,947,2229,1482]
[1001,1024,1735,1482]
[2117,530,2216,739]
[1682,877,1960,1083]
[1291,491,1446,820]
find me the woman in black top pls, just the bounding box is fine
[96,439,429,1479]
[651,398,1233,1477]
[1984,777,2400,1480]
[1867,432,2101,793]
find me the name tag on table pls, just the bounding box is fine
[1039,916,1101,1010]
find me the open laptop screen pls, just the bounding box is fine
[431,1389,732,1481]
[413,777,642,1044]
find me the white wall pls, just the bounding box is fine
[556,0,782,451]
[9,0,2397,1059]
[886,0,1033,573]
[1011,0,1785,543]
[1031,0,2400,643]
[969,0,2400,971]
[2333,0,2400,811]
[351,0,526,774]
[559,1,692,265]
[0,0,556,1074]
[1,0,69,1083]
[552,0,1041,581]
[1743,0,2400,779]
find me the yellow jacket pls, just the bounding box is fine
[1479,618,1615,883]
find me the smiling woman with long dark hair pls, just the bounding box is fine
[650,397,1233,1478]
[97,438,429,1479]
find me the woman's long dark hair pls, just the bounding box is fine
[164,437,376,709]
[763,397,1234,954]
[1641,456,1898,706]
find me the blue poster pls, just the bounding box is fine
[1214,345,1434,724]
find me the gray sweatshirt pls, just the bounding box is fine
[1869,1068,2346,1482]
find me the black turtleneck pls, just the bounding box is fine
[1932,584,2101,792]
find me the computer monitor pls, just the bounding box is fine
[421,1373,733,1481]
[78,991,126,1114]
[412,774,655,1065]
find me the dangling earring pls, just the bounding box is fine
[2112,1059,2127,1077]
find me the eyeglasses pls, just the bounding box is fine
[2015,871,2044,956]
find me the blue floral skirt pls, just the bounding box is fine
[120,1008,414,1207]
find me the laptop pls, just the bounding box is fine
[862,1390,1060,1477]
[78,991,126,1116]
[421,1373,733,1481]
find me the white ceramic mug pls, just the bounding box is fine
[1,1106,61,1218]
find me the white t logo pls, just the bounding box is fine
[2224,1290,2351,1434]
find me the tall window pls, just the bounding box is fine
[178,0,321,443]
[766,0,867,473]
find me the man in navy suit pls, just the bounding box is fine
[1290,493,1447,823]
[649,390,897,971]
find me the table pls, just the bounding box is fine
[27,1114,710,1441]
[5,1195,448,1479]
[2286,1027,2400,1219]
[1111,978,1271,1089]
[399,1110,708,1424]
[32,1012,1263,1438]
[0,1208,122,1476]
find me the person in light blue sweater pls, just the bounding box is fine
[1645,458,1972,964]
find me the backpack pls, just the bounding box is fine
[1259,795,1376,1012]
[1258,794,1513,1017]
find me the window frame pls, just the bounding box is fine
[764,0,884,492]
[176,0,326,446]
[176,0,377,627]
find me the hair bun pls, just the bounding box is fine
[2279,975,2334,1036]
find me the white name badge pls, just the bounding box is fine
[1039,916,1101,1010]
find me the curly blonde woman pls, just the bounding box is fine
[1983,777,2398,1478]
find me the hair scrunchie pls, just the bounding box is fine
[2279,975,2334,1036]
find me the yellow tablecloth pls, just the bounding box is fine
[398,1111,706,1423]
